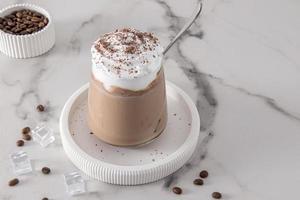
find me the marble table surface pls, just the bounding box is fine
[1,0,300,199]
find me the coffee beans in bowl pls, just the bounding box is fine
[0,4,55,58]
[0,9,48,35]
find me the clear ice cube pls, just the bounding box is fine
[32,123,55,147]
[64,171,86,196]
[10,151,32,175]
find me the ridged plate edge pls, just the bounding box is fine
[60,81,200,185]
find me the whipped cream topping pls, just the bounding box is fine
[91,28,163,91]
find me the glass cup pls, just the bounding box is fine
[87,68,167,146]
[87,28,167,146]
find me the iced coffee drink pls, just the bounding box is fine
[88,28,167,146]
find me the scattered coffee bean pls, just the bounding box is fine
[172,187,182,195]
[22,126,31,135]
[0,9,48,35]
[8,178,19,186]
[193,178,204,185]
[37,104,45,112]
[16,140,24,147]
[42,198,48,200]
[41,167,51,174]
[212,192,222,199]
[90,132,93,134]
[23,134,31,141]
[199,170,209,178]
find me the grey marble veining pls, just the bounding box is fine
[1,0,300,199]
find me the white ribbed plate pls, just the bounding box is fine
[60,81,200,185]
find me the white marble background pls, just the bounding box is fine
[1,0,300,199]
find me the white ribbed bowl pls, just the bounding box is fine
[0,4,55,58]
[60,82,201,185]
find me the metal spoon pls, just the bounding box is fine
[163,2,203,55]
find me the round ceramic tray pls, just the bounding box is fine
[60,81,200,185]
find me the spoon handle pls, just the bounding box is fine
[163,2,203,55]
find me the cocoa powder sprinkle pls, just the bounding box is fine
[92,28,161,78]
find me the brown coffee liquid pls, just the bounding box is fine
[87,69,167,146]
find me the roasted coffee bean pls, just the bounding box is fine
[31,17,40,22]
[26,28,34,33]
[16,140,24,147]
[42,198,49,200]
[172,187,182,195]
[27,23,34,28]
[0,24,3,29]
[193,178,204,185]
[16,12,23,18]
[38,22,45,28]
[7,20,15,26]
[23,20,31,25]
[199,170,209,178]
[8,178,19,186]
[33,27,39,32]
[19,24,26,29]
[41,167,51,174]
[23,134,31,141]
[22,127,31,135]
[33,12,42,18]
[20,30,28,35]
[12,27,21,33]
[37,104,45,112]
[212,192,222,199]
